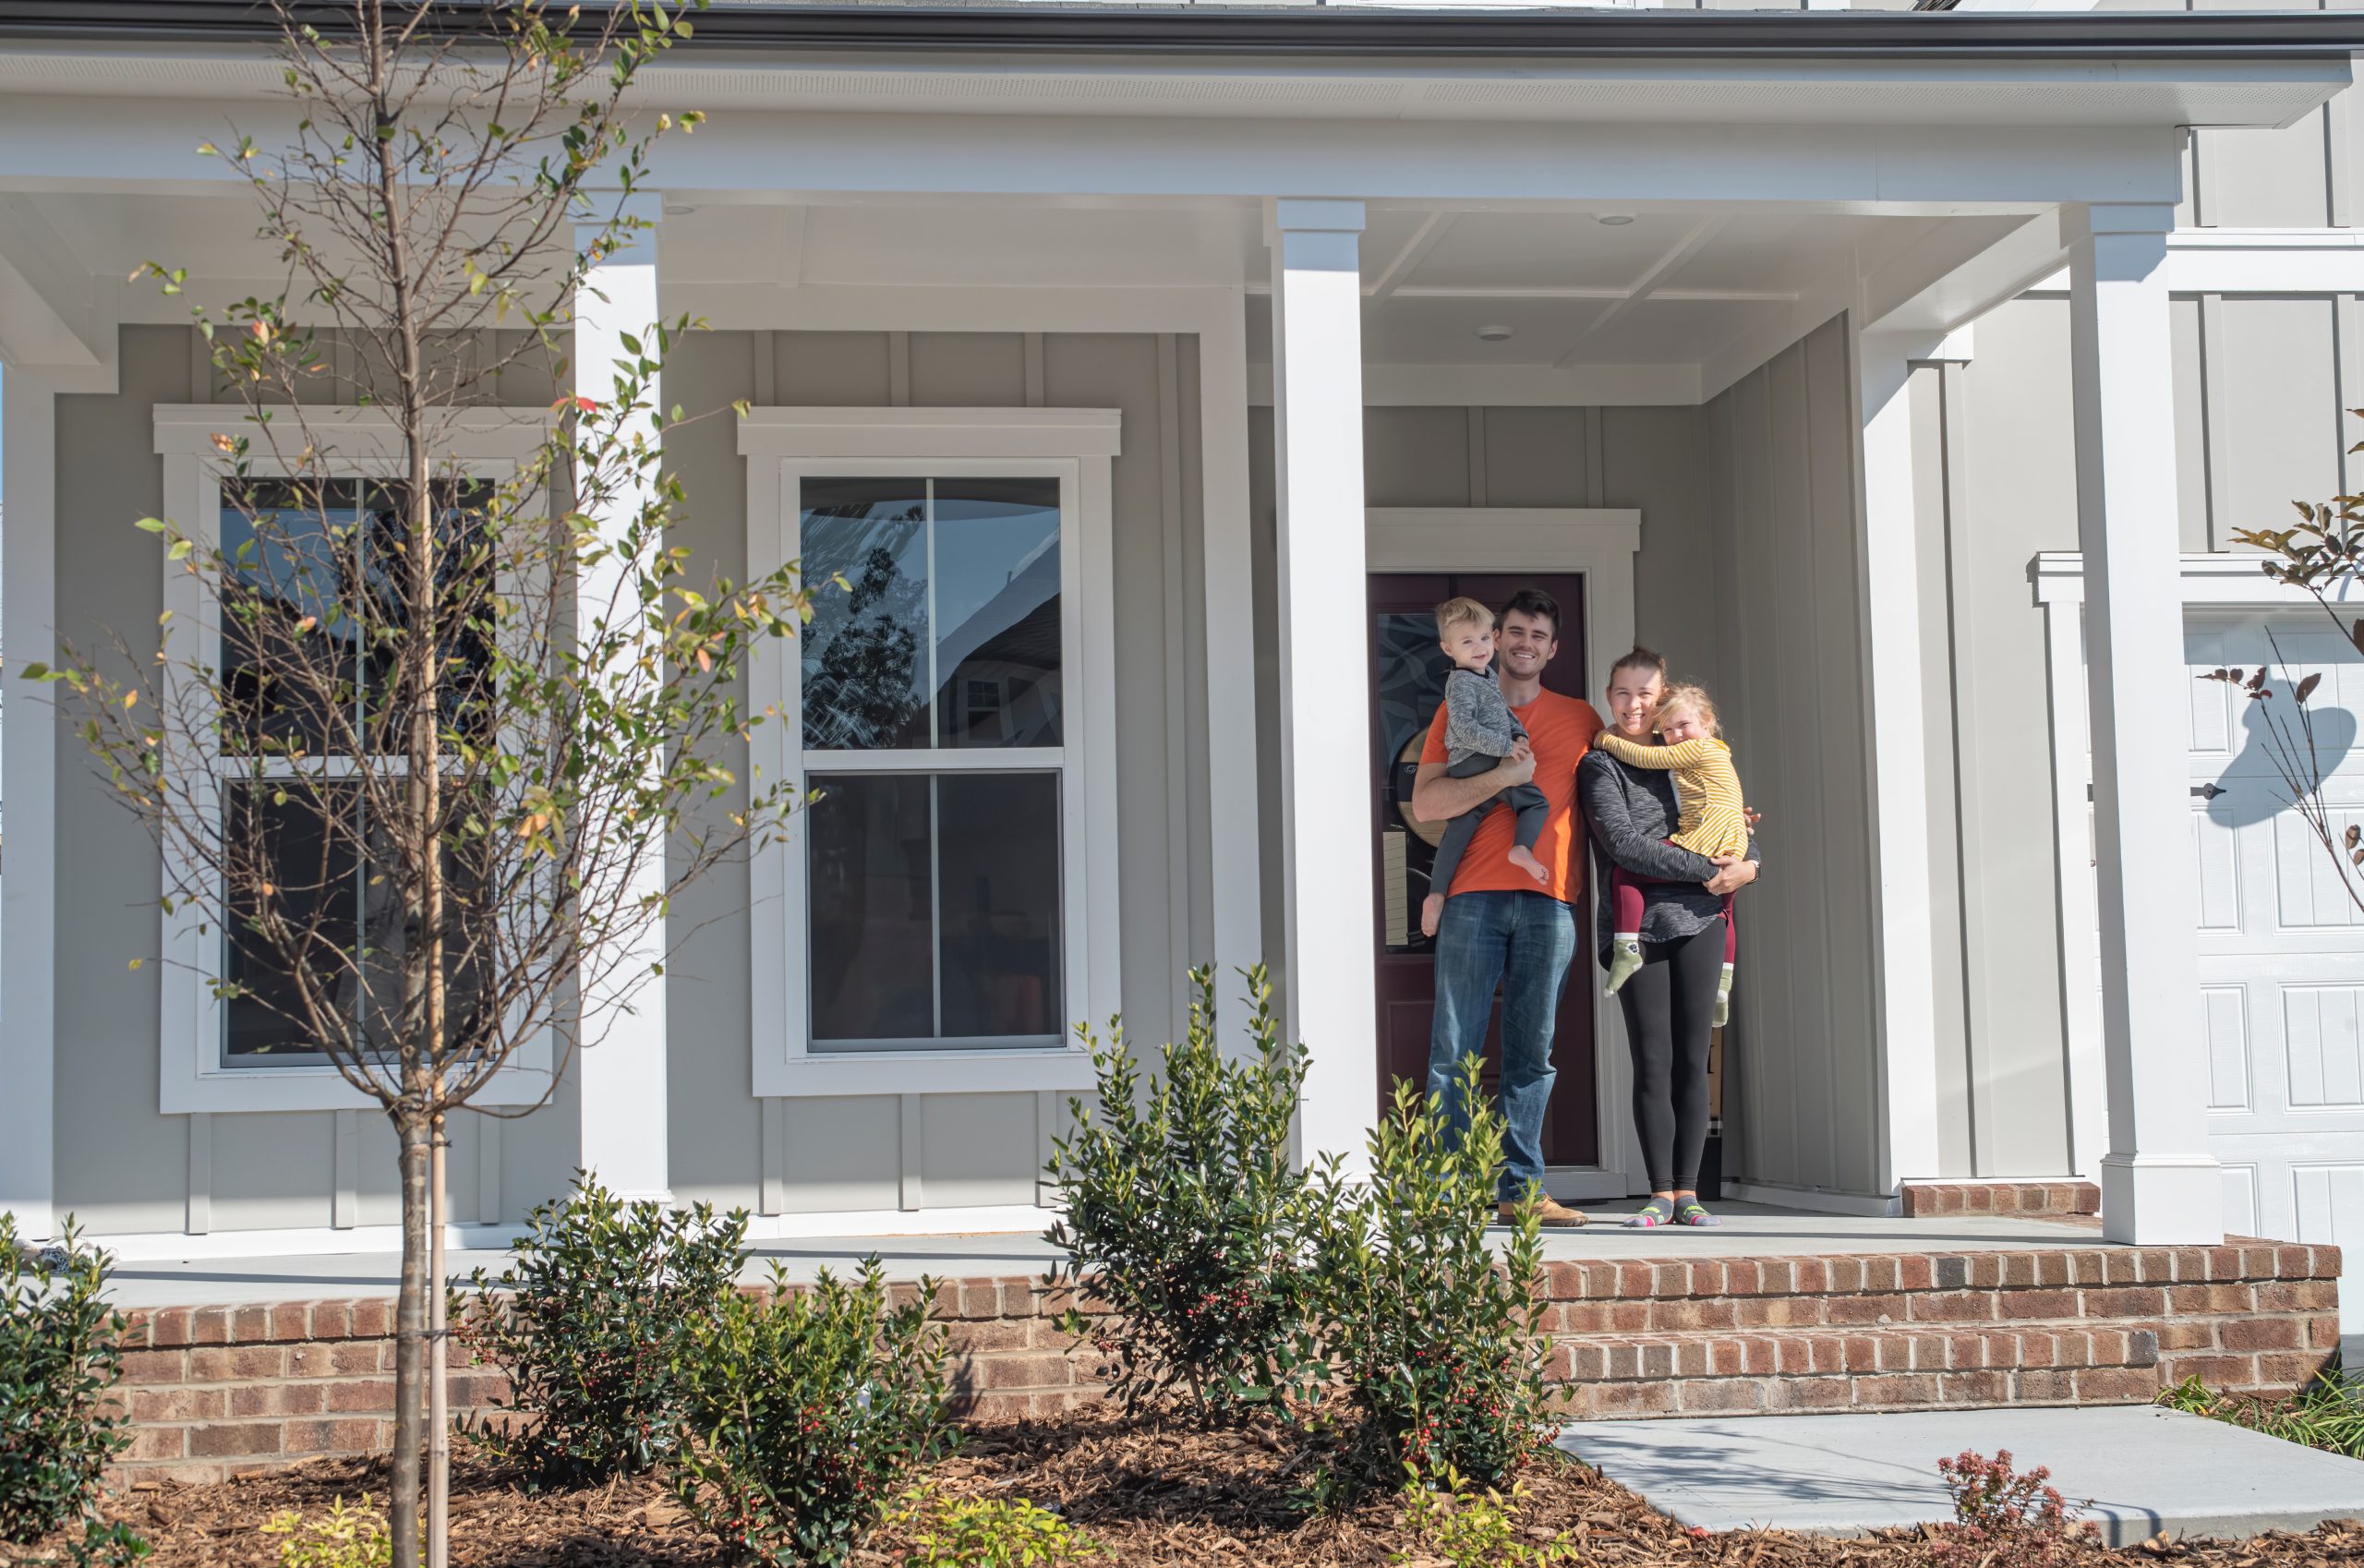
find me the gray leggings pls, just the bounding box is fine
[1427,751,1550,899]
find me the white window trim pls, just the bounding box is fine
[151,404,557,1115]
[741,407,1121,1098]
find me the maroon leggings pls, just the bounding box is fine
[1611,858,1737,964]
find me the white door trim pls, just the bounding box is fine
[2032,550,2364,1188]
[1366,505,1645,1196]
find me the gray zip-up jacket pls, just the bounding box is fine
[1442,667,1526,766]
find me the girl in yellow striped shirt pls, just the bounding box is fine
[1589,682,1746,1023]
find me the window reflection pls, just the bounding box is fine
[801,479,930,751]
[933,478,1061,748]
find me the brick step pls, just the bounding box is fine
[1553,1320,2159,1385]
[1900,1180,2102,1219]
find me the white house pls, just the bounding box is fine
[2,0,2361,1305]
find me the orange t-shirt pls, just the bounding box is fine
[1419,688,1603,905]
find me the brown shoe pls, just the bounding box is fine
[1499,1196,1589,1228]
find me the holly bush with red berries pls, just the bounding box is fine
[452,1174,750,1490]
[1299,1057,1554,1506]
[670,1259,955,1568]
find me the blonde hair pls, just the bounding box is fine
[1658,681,1721,738]
[1434,596,1495,636]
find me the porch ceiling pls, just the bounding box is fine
[30,184,2031,403]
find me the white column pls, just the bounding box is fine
[1855,331,1947,1196]
[1266,199,1376,1176]
[572,197,671,1204]
[1,372,57,1239]
[2066,202,2220,1245]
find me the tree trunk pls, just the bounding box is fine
[392,1108,431,1568]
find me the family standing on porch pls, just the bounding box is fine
[1413,590,1761,1232]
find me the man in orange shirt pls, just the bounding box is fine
[1410,586,1602,1227]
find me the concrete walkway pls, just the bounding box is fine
[94,1201,2106,1309]
[1559,1405,2364,1544]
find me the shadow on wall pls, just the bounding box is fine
[2204,692,2357,831]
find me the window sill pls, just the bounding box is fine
[160,1062,552,1116]
[755,1048,1099,1100]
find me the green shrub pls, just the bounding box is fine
[894,1490,1101,1568]
[672,1259,956,1568]
[65,1518,152,1568]
[1393,1467,1574,1568]
[1301,1058,1555,1502]
[259,1495,393,1568]
[1044,966,1319,1424]
[452,1173,749,1489]
[0,1215,130,1545]
[2159,1365,2364,1457]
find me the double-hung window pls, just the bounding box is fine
[153,406,551,1113]
[742,411,1120,1097]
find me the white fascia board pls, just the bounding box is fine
[639,115,2189,210]
[0,103,2204,210]
[0,48,2339,130]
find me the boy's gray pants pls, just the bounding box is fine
[1425,750,1550,902]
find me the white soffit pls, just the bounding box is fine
[0,48,2337,130]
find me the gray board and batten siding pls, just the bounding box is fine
[44,324,1225,1236]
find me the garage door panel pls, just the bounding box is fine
[2274,810,2364,931]
[2223,1161,2261,1238]
[2186,627,2236,754]
[2285,983,2364,1108]
[2295,1163,2364,1251]
[2202,984,2251,1111]
[2190,809,2246,932]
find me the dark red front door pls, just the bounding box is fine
[1368,573,1597,1167]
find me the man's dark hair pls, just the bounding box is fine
[1499,586,1562,641]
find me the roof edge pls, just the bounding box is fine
[2,2,2362,60]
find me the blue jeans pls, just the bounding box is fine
[1425,889,1576,1202]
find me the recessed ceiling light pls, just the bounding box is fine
[1476,324,1514,342]
[1596,212,1638,227]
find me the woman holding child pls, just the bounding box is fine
[1579,646,1758,1230]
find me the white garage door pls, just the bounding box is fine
[2184,611,2364,1321]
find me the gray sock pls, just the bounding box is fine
[1624,1196,1675,1228]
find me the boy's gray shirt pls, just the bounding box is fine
[1442,667,1526,766]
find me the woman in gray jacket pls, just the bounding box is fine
[1578,645,1759,1229]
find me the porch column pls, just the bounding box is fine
[572,196,671,1204]
[1,371,58,1239]
[1266,198,1377,1176]
[1855,331,1947,1197]
[2065,201,2220,1245]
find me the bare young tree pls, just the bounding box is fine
[27,3,808,1562]
[2201,408,2364,915]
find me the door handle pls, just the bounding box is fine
[2193,783,2226,801]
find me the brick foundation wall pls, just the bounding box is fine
[1899,1181,2102,1218]
[1537,1240,2338,1419]
[108,1241,2338,1485]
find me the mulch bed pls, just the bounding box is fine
[13,1407,2364,1567]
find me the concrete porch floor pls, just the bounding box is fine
[97,1200,2117,1309]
